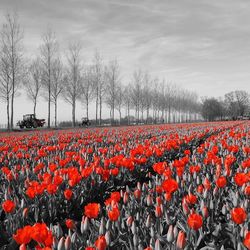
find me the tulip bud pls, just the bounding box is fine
[202,206,209,218]
[146,214,151,228]
[133,234,138,247]
[155,239,162,250]
[71,232,77,244]
[146,194,153,206]
[136,212,140,221]
[83,217,89,232]
[65,236,71,250]
[126,216,133,227]
[131,221,136,234]
[155,206,162,218]
[176,231,186,249]
[20,199,25,209]
[167,225,174,243]
[209,199,214,210]
[173,225,178,239]
[123,192,129,204]
[203,189,208,199]
[105,231,110,246]
[22,208,28,218]
[19,244,27,250]
[99,217,105,235]
[106,219,111,230]
[150,226,155,238]
[58,237,65,250]
[222,205,227,215]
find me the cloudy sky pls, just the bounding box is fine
[0,0,250,124]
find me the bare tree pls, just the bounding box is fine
[123,85,132,125]
[63,42,82,127]
[131,70,143,124]
[1,12,24,129]
[23,58,43,116]
[92,51,101,124]
[51,58,63,127]
[115,84,123,124]
[143,73,152,123]
[0,48,12,129]
[40,28,58,128]
[225,90,249,118]
[105,60,120,125]
[81,66,95,119]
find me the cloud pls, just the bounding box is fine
[0,0,250,123]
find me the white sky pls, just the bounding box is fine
[0,0,250,124]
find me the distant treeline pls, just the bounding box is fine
[201,90,250,121]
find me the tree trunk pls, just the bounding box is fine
[119,110,121,125]
[128,103,130,125]
[72,100,75,127]
[99,95,102,126]
[10,79,14,129]
[96,87,98,124]
[86,100,89,120]
[34,100,37,117]
[48,86,51,128]
[55,99,57,127]
[7,97,10,130]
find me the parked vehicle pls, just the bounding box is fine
[80,117,91,127]
[17,114,46,129]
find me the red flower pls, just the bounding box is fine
[155,205,162,217]
[187,213,203,230]
[231,207,247,224]
[216,176,227,188]
[185,194,197,205]
[162,178,178,194]
[95,235,107,250]
[2,200,15,213]
[65,219,75,230]
[153,162,166,175]
[134,189,141,200]
[245,186,250,196]
[203,178,211,190]
[31,223,53,246]
[110,192,121,203]
[13,225,32,245]
[243,231,250,249]
[234,173,248,187]
[64,189,73,200]
[108,207,120,221]
[46,183,57,195]
[84,203,100,219]
[176,231,186,249]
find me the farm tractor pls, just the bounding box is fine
[17,114,46,129]
[80,117,91,127]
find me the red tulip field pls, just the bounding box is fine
[0,121,250,250]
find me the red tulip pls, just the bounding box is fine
[234,173,248,187]
[84,203,100,219]
[216,176,227,188]
[2,200,15,213]
[162,178,178,194]
[187,213,203,230]
[108,207,120,221]
[176,231,186,249]
[95,235,107,250]
[64,189,73,200]
[243,231,250,249]
[65,219,75,230]
[231,207,247,224]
